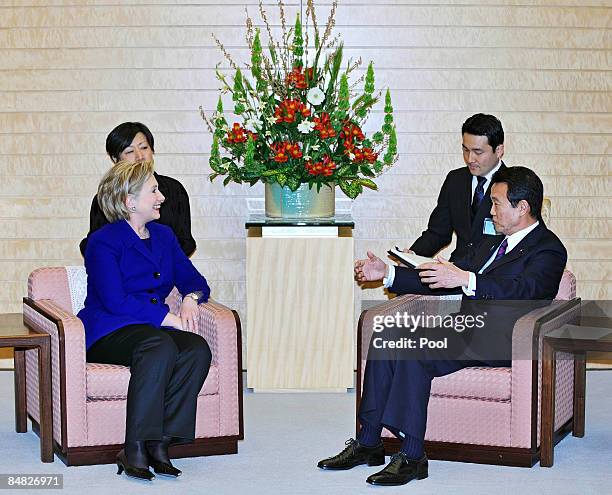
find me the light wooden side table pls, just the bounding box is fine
[245,215,355,391]
[0,313,53,462]
[541,318,612,467]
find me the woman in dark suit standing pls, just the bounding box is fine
[78,160,211,481]
[79,122,196,257]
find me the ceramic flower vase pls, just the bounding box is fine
[264,183,335,218]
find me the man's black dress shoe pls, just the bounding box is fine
[116,450,155,481]
[366,452,428,486]
[317,438,385,470]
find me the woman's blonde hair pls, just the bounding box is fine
[97,160,155,223]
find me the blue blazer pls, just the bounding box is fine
[78,220,210,349]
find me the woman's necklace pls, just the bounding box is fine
[138,227,150,239]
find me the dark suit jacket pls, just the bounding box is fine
[410,162,507,261]
[77,220,210,350]
[392,223,567,361]
[79,172,196,257]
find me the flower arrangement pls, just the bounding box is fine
[201,0,398,199]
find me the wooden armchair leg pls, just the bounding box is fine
[573,353,586,438]
[540,340,556,467]
[37,341,54,463]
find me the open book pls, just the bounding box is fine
[387,247,437,268]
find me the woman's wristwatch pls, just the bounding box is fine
[184,291,204,304]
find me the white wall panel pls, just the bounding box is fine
[0,1,609,346]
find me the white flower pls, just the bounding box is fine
[297,120,315,134]
[265,115,277,126]
[244,118,259,133]
[307,87,325,106]
[311,144,320,151]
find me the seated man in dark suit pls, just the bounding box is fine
[409,113,507,261]
[317,166,567,486]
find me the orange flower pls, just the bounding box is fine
[350,146,378,163]
[286,66,306,89]
[286,66,315,89]
[340,122,365,142]
[362,147,378,163]
[322,155,336,176]
[226,123,248,144]
[274,99,311,124]
[271,142,289,163]
[342,139,355,155]
[306,154,336,176]
[271,141,302,162]
[285,142,303,159]
[313,112,336,139]
[226,123,257,145]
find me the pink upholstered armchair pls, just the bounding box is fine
[22,266,243,466]
[356,270,579,467]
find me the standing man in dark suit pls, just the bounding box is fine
[409,113,507,261]
[317,167,567,486]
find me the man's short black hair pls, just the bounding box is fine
[492,166,543,220]
[105,122,155,163]
[462,113,504,151]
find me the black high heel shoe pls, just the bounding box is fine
[146,437,182,477]
[149,459,182,477]
[116,449,155,481]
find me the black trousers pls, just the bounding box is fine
[87,324,212,443]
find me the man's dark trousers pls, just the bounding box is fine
[358,355,509,446]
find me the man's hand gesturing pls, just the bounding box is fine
[354,251,388,283]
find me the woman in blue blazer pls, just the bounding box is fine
[78,160,211,481]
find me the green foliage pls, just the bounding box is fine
[209,135,222,174]
[364,62,375,95]
[251,30,262,79]
[337,73,349,114]
[292,15,304,59]
[383,127,397,165]
[268,42,278,65]
[251,29,268,94]
[382,89,394,134]
[243,136,257,173]
[286,175,301,191]
[232,69,246,115]
[326,44,343,97]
